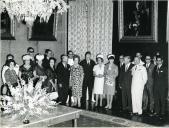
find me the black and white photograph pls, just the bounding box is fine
[0,0,169,127]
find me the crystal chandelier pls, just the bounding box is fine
[0,0,69,26]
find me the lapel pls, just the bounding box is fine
[86,59,91,66]
[156,65,162,75]
[125,63,132,72]
[128,63,132,71]
[61,63,67,70]
[158,65,163,74]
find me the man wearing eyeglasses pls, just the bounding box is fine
[153,56,168,119]
[27,47,35,67]
[142,55,155,115]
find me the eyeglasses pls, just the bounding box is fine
[156,60,162,61]
[29,50,34,53]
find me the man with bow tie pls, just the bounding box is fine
[142,55,155,115]
[131,57,147,115]
[153,56,168,118]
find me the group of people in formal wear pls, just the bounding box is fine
[1,47,168,119]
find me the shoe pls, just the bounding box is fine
[138,114,142,117]
[105,105,109,109]
[108,105,112,110]
[153,112,159,117]
[129,112,133,115]
[133,113,138,116]
[149,113,154,117]
[159,115,164,120]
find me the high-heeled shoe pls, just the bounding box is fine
[105,105,109,109]
[108,105,112,109]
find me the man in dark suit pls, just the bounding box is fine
[27,47,36,67]
[80,51,95,106]
[43,49,52,70]
[56,54,70,105]
[116,55,124,110]
[119,56,134,113]
[153,56,168,118]
[142,55,155,114]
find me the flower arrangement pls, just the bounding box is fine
[0,79,58,123]
[0,0,69,26]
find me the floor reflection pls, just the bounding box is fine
[67,99,169,127]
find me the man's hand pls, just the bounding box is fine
[59,84,62,88]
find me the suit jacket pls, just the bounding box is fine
[154,64,168,91]
[117,62,125,87]
[144,63,155,87]
[56,62,70,87]
[42,55,50,70]
[119,63,134,89]
[80,59,95,81]
[117,63,125,74]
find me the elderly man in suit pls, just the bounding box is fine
[80,51,95,107]
[119,56,134,114]
[142,55,155,114]
[131,57,147,115]
[153,56,168,119]
[56,54,70,105]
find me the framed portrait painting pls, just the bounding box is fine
[118,0,158,43]
[1,11,15,40]
[28,13,58,41]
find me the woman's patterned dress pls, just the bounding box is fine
[69,65,84,98]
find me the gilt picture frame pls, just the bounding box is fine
[28,13,58,41]
[1,12,15,40]
[118,0,158,43]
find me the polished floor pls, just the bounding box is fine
[52,115,123,127]
[68,98,169,127]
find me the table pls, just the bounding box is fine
[0,105,82,127]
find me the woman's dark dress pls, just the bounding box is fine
[19,65,34,84]
[34,64,47,88]
[46,67,57,93]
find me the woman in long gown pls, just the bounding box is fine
[19,54,34,84]
[46,57,57,93]
[93,54,105,107]
[104,54,118,109]
[69,55,84,107]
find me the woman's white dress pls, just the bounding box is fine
[93,64,105,95]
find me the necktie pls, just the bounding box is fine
[157,66,160,74]
[64,64,67,68]
[125,65,128,72]
[146,64,149,68]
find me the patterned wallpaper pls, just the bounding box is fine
[68,0,113,63]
